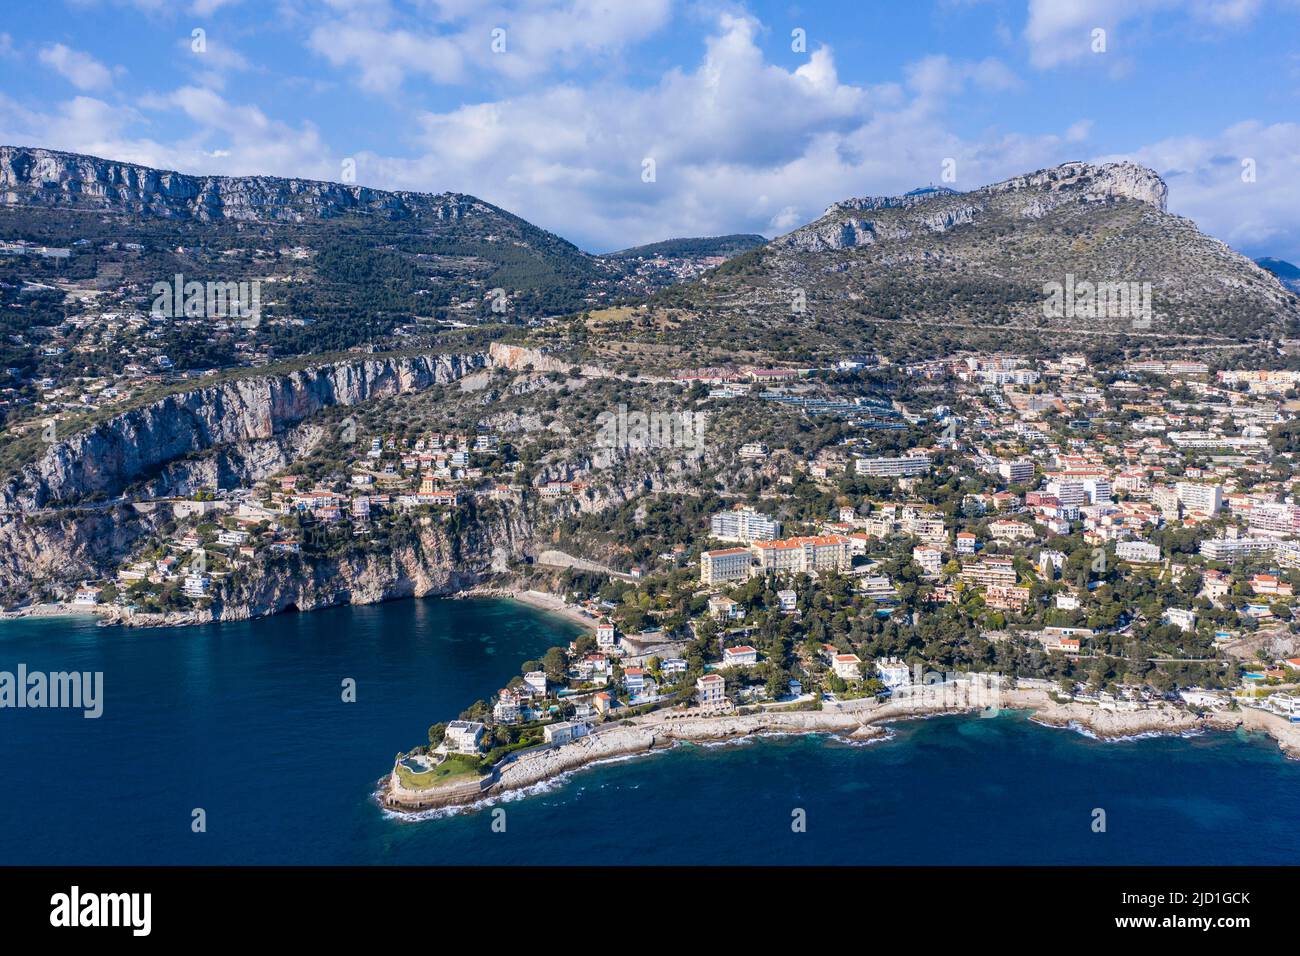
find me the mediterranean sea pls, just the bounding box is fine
[1,598,1296,865]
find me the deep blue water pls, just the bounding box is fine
[1,599,1297,865]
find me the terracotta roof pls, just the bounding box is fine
[752,535,850,550]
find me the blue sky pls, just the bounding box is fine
[2,0,1299,258]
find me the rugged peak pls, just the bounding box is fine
[823,189,958,217]
[979,161,1167,212]
[784,160,1169,252]
[0,145,485,224]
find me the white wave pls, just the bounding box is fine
[1030,717,1211,744]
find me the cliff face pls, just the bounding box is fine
[0,506,166,596]
[191,502,536,625]
[487,342,611,379]
[979,161,1167,210]
[3,352,486,511]
[0,145,483,224]
[0,351,494,596]
[85,501,538,627]
[783,161,1169,252]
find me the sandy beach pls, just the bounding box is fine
[502,588,598,633]
[0,602,107,622]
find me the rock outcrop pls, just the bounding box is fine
[98,500,540,626]
[0,505,167,597]
[487,342,611,379]
[782,161,1169,252]
[981,160,1167,210]
[0,351,490,595]
[0,145,485,224]
[2,351,486,512]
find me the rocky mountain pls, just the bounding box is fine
[603,234,767,260]
[1,145,481,223]
[0,145,626,366]
[647,161,1300,357]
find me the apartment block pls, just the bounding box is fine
[710,505,781,542]
[751,535,852,574]
[700,547,754,585]
[855,454,931,478]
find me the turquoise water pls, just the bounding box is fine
[1,599,1297,865]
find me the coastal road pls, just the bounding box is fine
[0,494,212,519]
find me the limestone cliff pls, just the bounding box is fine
[1,145,483,224]
[782,161,1169,252]
[101,501,539,626]
[2,352,486,511]
[0,351,489,597]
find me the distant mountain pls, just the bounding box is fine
[1,145,536,228]
[1257,257,1300,293]
[0,145,636,364]
[646,161,1300,358]
[604,234,767,260]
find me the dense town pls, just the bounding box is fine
[40,344,1300,785]
[402,351,1300,781]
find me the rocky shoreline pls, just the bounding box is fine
[8,519,543,629]
[2,581,600,631]
[381,686,1300,814]
[0,602,104,622]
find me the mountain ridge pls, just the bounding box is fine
[0,144,621,349]
[603,233,767,260]
[0,145,499,226]
[3,147,1296,364]
[784,161,1169,252]
[641,160,1298,356]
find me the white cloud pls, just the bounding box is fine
[305,0,672,92]
[191,0,244,14]
[0,93,165,166]
[143,85,334,176]
[308,25,466,91]
[338,14,1056,250]
[1065,119,1093,142]
[38,43,116,91]
[767,205,803,232]
[0,85,332,181]
[174,33,252,90]
[62,0,241,18]
[1189,0,1263,25]
[1024,0,1263,69]
[905,54,1021,103]
[1102,120,1300,259]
